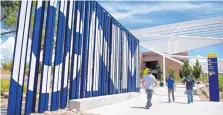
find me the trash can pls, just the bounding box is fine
[160,82,164,87]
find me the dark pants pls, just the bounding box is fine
[145,89,153,108]
[168,89,175,102]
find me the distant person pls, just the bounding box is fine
[142,70,157,109]
[166,76,176,102]
[183,75,195,104]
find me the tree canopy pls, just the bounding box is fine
[192,59,202,79]
[1,1,36,36]
[1,60,12,72]
[181,60,192,77]
[1,1,20,29]
[156,63,163,80]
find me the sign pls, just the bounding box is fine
[208,53,219,102]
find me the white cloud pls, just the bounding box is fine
[0,36,56,64]
[0,36,15,61]
[0,37,32,63]
[100,2,223,20]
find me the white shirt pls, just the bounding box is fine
[143,73,157,90]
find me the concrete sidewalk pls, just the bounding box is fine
[85,85,223,115]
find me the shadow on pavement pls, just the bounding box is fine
[158,101,171,104]
[130,106,147,109]
[154,94,186,97]
[174,102,188,104]
[159,101,188,104]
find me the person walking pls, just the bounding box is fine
[166,76,176,102]
[183,75,195,104]
[142,70,157,109]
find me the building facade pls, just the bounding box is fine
[7,1,140,115]
[140,52,188,78]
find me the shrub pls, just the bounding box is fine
[1,79,10,93]
[168,66,181,82]
[143,68,149,76]
[219,74,223,91]
[160,74,164,82]
[198,74,208,83]
[1,79,27,93]
[174,75,181,82]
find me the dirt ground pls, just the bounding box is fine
[1,95,96,115]
[1,96,8,105]
[31,109,98,115]
[197,87,223,102]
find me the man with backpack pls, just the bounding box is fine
[183,75,195,104]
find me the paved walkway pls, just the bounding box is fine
[85,85,223,115]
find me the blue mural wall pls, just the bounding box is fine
[7,1,140,115]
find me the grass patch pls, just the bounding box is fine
[1,79,10,93]
[1,79,27,94]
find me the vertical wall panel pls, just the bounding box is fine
[15,2,32,114]
[110,19,115,94]
[121,30,127,93]
[86,1,96,97]
[51,1,67,111]
[60,1,74,109]
[102,11,108,95]
[69,1,80,100]
[107,16,112,95]
[38,1,57,113]
[25,1,45,114]
[92,3,100,96]
[8,1,32,115]
[98,5,103,96]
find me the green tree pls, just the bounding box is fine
[143,67,149,76]
[156,63,163,80]
[1,1,56,50]
[181,60,192,77]
[1,60,29,75]
[1,60,12,72]
[192,60,202,79]
[168,66,181,81]
[168,66,175,78]
[1,1,20,29]
[1,1,36,35]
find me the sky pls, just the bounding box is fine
[99,1,223,58]
[1,1,223,64]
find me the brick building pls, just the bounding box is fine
[140,52,188,78]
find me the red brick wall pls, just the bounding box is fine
[140,52,188,76]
